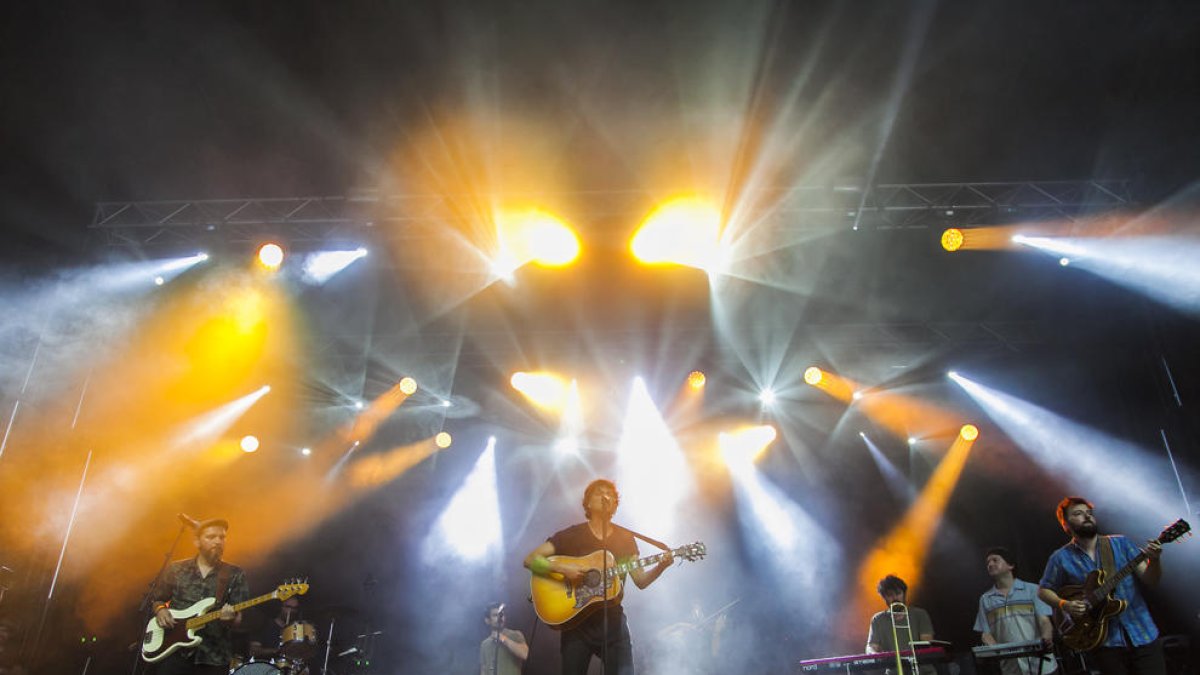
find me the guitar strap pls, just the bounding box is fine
[1097,536,1117,578]
[618,525,670,552]
[214,563,233,607]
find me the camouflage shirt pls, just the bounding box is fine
[153,558,249,666]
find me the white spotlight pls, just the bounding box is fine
[302,248,369,284]
[354,400,365,410]
[947,371,959,379]
[1059,257,1071,267]
[154,276,165,286]
[759,388,777,406]
[907,437,917,446]
[300,447,312,456]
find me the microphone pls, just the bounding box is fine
[178,513,202,529]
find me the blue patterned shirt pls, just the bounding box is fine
[1038,535,1158,648]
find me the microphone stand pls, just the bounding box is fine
[129,520,189,675]
[491,612,503,675]
[601,524,609,673]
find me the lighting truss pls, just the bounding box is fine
[90,180,1133,250]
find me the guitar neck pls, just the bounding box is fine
[1093,541,1154,600]
[606,547,683,578]
[186,590,280,630]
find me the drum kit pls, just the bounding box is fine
[230,620,317,675]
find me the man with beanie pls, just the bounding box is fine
[974,547,1055,675]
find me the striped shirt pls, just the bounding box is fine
[1038,535,1158,648]
[974,578,1055,675]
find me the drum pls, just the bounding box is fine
[231,662,281,675]
[280,620,318,659]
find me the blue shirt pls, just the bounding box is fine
[1038,535,1158,647]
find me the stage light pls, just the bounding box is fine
[154,276,165,286]
[354,400,365,410]
[687,370,706,390]
[759,388,776,406]
[1059,257,1071,267]
[510,371,570,411]
[302,248,368,283]
[852,390,864,401]
[553,438,579,455]
[399,377,418,395]
[300,447,312,456]
[631,197,726,272]
[240,435,260,453]
[960,424,979,441]
[257,243,285,269]
[907,437,917,446]
[947,370,959,379]
[804,367,824,386]
[495,209,580,271]
[941,228,964,252]
[435,432,453,449]
[441,400,452,408]
[198,252,210,261]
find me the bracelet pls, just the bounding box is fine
[530,556,552,576]
[1057,599,1067,609]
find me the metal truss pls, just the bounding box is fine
[90,180,1133,249]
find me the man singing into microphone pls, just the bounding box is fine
[481,602,528,675]
[524,479,674,675]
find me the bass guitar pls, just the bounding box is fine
[142,580,309,662]
[1055,519,1189,652]
[530,542,706,629]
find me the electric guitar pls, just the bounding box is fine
[141,580,309,662]
[1055,519,1189,652]
[530,542,706,629]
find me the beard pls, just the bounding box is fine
[1070,521,1097,537]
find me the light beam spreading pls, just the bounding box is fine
[346,439,442,489]
[859,432,915,503]
[422,437,502,563]
[719,425,777,466]
[631,197,729,274]
[345,380,415,444]
[616,378,692,539]
[1013,234,1200,314]
[510,371,571,412]
[949,372,1193,523]
[553,380,585,456]
[723,432,844,620]
[172,385,272,449]
[807,368,960,440]
[845,429,978,636]
[302,248,368,284]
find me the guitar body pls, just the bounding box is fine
[141,597,216,662]
[530,550,624,630]
[1056,570,1128,652]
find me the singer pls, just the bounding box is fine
[481,602,527,675]
[523,479,674,675]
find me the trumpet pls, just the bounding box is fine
[888,601,918,674]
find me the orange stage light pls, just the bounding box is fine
[257,243,285,269]
[687,370,707,390]
[941,228,964,252]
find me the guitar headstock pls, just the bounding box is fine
[1158,519,1191,545]
[276,578,310,600]
[676,542,707,562]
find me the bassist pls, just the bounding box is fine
[523,479,674,675]
[1037,497,1165,675]
[150,517,249,675]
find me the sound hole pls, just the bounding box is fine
[583,569,601,587]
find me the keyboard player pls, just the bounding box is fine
[974,547,1055,675]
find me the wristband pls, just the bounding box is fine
[530,556,551,576]
[1057,599,1067,609]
